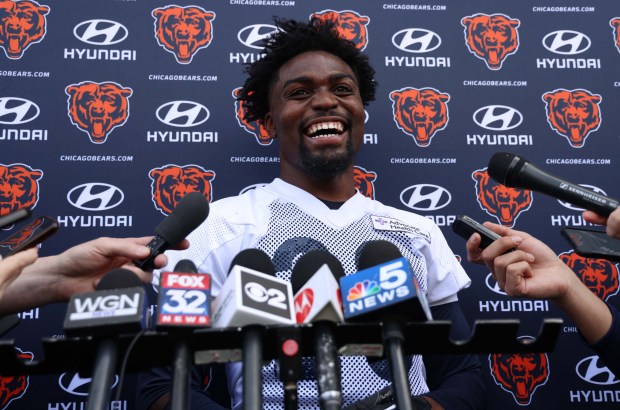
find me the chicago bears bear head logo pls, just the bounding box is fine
[472,168,532,227]
[542,89,602,148]
[0,348,33,408]
[310,9,370,50]
[390,87,450,147]
[149,164,215,215]
[232,87,271,146]
[0,163,42,223]
[353,165,376,199]
[490,348,550,405]
[152,5,215,64]
[611,18,620,52]
[0,0,49,59]
[559,251,619,301]
[462,13,520,70]
[66,81,132,144]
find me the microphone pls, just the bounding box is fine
[488,152,619,216]
[291,250,345,410]
[64,268,147,410]
[340,240,432,410]
[211,249,294,410]
[157,259,212,410]
[134,192,209,270]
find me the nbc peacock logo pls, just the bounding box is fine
[346,280,381,301]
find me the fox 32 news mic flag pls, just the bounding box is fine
[134,191,210,270]
[340,240,431,410]
[63,269,147,410]
[291,250,346,410]
[156,259,212,410]
[211,248,295,410]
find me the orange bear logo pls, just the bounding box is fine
[150,164,215,215]
[66,81,132,144]
[559,251,619,301]
[472,168,532,227]
[232,87,271,146]
[490,348,549,405]
[152,5,215,64]
[0,163,42,224]
[0,0,49,59]
[611,18,620,52]
[310,9,370,50]
[542,89,602,148]
[390,87,450,147]
[462,13,520,70]
[353,166,377,199]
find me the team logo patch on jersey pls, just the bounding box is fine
[472,168,532,227]
[371,215,430,242]
[152,5,215,64]
[462,13,520,70]
[149,164,215,215]
[559,251,619,301]
[489,348,550,405]
[310,9,369,51]
[0,0,49,59]
[542,89,602,148]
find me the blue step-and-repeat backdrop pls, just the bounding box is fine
[0,0,619,408]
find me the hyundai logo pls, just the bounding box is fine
[575,356,620,385]
[400,184,451,211]
[485,273,507,295]
[237,24,279,49]
[58,372,119,396]
[67,183,124,211]
[542,30,590,55]
[392,28,441,53]
[0,97,40,125]
[473,105,522,131]
[558,184,607,211]
[74,20,128,46]
[156,101,209,127]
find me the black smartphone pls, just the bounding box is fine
[452,214,501,249]
[561,227,620,262]
[0,216,59,258]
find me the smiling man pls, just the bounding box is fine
[138,18,484,410]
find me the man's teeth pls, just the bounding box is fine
[306,122,344,137]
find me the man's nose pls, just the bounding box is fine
[311,88,338,110]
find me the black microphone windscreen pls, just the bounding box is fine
[155,192,210,245]
[358,240,403,270]
[228,248,276,275]
[96,268,143,290]
[487,152,526,187]
[291,250,345,294]
[174,259,198,273]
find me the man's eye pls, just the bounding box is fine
[289,89,310,97]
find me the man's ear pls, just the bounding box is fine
[264,113,277,139]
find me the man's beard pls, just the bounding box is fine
[299,135,355,179]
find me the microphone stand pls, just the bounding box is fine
[170,336,191,410]
[383,321,413,410]
[87,338,117,410]
[243,325,264,409]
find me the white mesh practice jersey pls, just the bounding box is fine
[156,178,471,409]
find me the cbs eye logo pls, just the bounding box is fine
[243,281,288,311]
